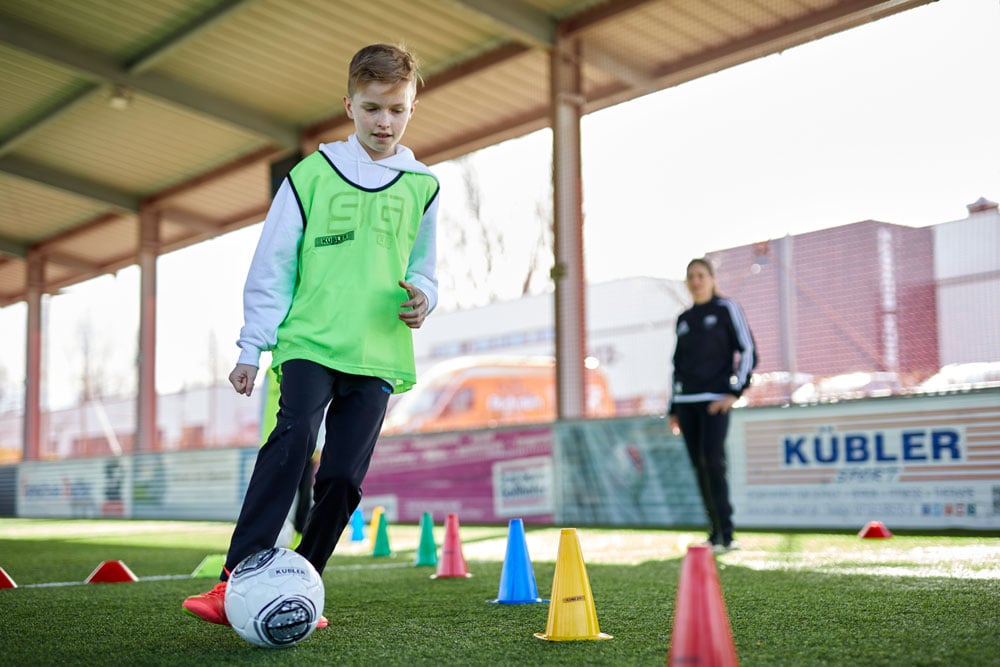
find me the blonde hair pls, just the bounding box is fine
[348,43,422,96]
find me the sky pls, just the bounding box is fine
[0,0,998,410]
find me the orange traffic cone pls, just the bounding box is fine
[0,566,16,589]
[534,528,612,641]
[667,544,738,666]
[431,512,472,579]
[85,560,139,584]
[858,521,892,538]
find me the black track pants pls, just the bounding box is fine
[674,401,734,542]
[223,359,391,578]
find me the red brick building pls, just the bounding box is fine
[707,220,938,386]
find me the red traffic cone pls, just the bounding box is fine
[85,560,139,584]
[0,566,16,589]
[431,513,472,579]
[667,545,739,666]
[858,521,892,539]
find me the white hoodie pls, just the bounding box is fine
[236,134,439,368]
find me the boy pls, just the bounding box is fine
[183,43,439,626]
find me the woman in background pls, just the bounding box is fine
[669,258,756,553]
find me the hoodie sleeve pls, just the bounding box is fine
[405,189,440,313]
[235,179,303,367]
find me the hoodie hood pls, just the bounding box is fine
[319,135,435,187]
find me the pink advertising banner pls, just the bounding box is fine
[361,425,555,524]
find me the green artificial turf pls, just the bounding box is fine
[0,520,998,666]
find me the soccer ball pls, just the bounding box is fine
[224,547,325,649]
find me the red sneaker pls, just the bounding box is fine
[182,581,229,625]
[316,615,329,629]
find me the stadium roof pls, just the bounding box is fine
[0,0,932,306]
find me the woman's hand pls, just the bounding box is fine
[708,394,737,415]
[668,415,681,435]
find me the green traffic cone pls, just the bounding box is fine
[415,512,438,567]
[191,554,226,578]
[370,506,385,553]
[373,513,393,557]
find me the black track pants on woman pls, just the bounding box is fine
[223,358,391,578]
[673,401,734,543]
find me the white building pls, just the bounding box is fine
[933,197,1000,364]
[414,276,689,415]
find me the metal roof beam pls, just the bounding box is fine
[448,0,556,48]
[161,207,220,234]
[0,155,140,211]
[581,42,654,90]
[0,15,298,149]
[0,235,28,258]
[43,250,106,272]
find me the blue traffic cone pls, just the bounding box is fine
[349,507,365,542]
[489,518,546,604]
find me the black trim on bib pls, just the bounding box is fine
[318,151,404,192]
[285,174,308,231]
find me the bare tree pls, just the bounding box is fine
[76,316,118,402]
[437,155,553,310]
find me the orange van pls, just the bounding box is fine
[381,355,615,434]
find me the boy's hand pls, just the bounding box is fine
[229,363,258,396]
[398,280,428,329]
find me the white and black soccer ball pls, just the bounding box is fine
[224,547,325,649]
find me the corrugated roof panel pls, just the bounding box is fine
[411,50,551,146]
[159,160,271,224]
[0,0,219,61]
[0,259,23,296]
[45,215,137,263]
[151,0,514,125]
[14,90,268,195]
[0,0,939,305]
[0,174,109,240]
[0,46,86,133]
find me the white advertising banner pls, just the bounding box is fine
[18,456,131,519]
[17,447,253,521]
[12,390,999,531]
[131,448,253,520]
[553,418,705,526]
[492,456,554,518]
[729,391,1000,530]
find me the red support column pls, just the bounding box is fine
[23,251,44,460]
[550,38,587,420]
[136,208,159,451]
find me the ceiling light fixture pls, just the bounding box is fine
[108,85,132,110]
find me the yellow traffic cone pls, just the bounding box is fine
[369,506,385,553]
[534,528,612,641]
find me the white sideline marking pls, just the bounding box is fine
[15,561,413,589]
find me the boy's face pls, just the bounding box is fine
[344,80,417,160]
